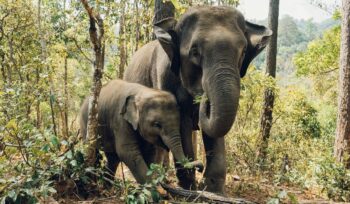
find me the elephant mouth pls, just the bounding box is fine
[157,138,169,151]
[204,97,210,117]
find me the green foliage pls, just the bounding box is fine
[280,90,321,139]
[126,164,166,204]
[1,135,84,202]
[253,15,339,75]
[226,68,278,173]
[226,65,340,200]
[294,25,340,117]
[279,15,305,47]
[0,0,347,203]
[316,158,350,202]
[267,190,298,204]
[294,26,340,77]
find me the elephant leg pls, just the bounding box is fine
[175,114,196,190]
[202,132,226,194]
[104,152,120,181]
[143,145,160,166]
[118,146,150,184]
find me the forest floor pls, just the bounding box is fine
[49,167,332,204]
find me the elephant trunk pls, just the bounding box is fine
[162,132,204,171]
[161,132,186,162]
[199,64,240,138]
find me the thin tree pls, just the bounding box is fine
[81,0,105,165]
[118,0,126,78]
[334,0,350,168]
[153,0,176,166]
[153,0,175,39]
[38,0,57,136]
[63,0,69,138]
[257,0,279,165]
[36,0,42,129]
[134,0,140,52]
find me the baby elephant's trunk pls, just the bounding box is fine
[161,133,186,162]
[161,133,204,171]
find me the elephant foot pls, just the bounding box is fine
[199,177,225,195]
[176,169,196,190]
[178,179,197,190]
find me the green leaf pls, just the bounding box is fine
[267,198,279,204]
[60,140,68,146]
[66,150,73,159]
[5,119,17,130]
[50,94,56,103]
[70,160,77,167]
[50,136,60,149]
[1,197,7,204]
[8,190,17,200]
[41,144,50,152]
[48,187,57,194]
[151,189,160,203]
[75,151,85,165]
[138,195,145,204]
[169,0,180,10]
[146,170,153,176]
[287,193,298,204]
[278,190,287,199]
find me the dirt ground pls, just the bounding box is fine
[47,165,333,204]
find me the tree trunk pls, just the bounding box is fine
[153,0,175,40]
[153,0,176,167]
[154,0,175,22]
[81,0,105,166]
[63,0,69,138]
[38,0,57,136]
[63,56,69,137]
[36,2,42,129]
[134,0,140,52]
[257,0,279,166]
[118,0,126,79]
[334,0,350,168]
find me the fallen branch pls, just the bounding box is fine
[161,183,256,204]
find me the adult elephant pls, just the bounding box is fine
[124,6,272,193]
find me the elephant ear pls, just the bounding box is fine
[240,21,273,78]
[120,95,139,130]
[154,17,180,75]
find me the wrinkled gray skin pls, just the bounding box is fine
[124,6,271,193]
[80,79,203,184]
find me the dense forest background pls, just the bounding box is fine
[0,0,349,203]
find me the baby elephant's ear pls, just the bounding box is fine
[120,95,139,130]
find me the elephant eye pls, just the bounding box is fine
[189,44,201,65]
[241,47,247,60]
[152,121,162,129]
[190,45,200,57]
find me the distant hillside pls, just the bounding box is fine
[249,15,340,76]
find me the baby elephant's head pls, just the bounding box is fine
[121,90,191,164]
[138,92,180,146]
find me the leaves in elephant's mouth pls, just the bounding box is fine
[193,94,208,104]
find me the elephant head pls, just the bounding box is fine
[154,6,272,138]
[121,91,203,171]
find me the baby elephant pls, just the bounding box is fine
[80,79,203,184]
